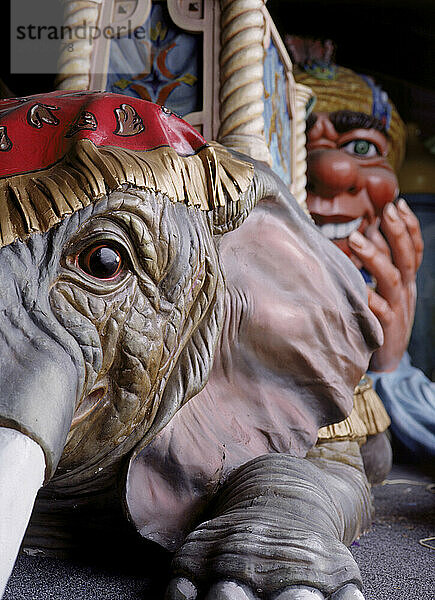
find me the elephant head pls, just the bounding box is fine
[0,91,383,597]
[0,91,258,594]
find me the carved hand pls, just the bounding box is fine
[348,199,423,372]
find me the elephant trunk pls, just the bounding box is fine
[0,304,81,597]
[0,319,80,480]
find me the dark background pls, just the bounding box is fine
[268,0,435,137]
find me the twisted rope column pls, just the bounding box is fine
[291,82,313,211]
[55,0,102,91]
[217,0,271,165]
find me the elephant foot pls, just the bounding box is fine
[359,432,392,484]
[164,452,371,600]
[165,579,365,599]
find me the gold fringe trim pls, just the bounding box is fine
[317,375,391,444]
[317,407,368,446]
[353,374,391,436]
[0,140,254,249]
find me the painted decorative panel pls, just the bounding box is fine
[56,1,307,205]
[263,39,292,186]
[105,3,202,116]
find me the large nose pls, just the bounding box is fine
[307,148,363,198]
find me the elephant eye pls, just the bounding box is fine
[78,244,123,279]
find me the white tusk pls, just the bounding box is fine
[0,427,45,598]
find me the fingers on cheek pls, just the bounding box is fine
[397,199,425,266]
[411,232,424,269]
[368,289,393,325]
[397,198,420,230]
[365,227,391,258]
[388,267,402,290]
[415,236,424,256]
[350,254,363,269]
[348,231,375,256]
[382,203,407,237]
[382,204,416,283]
[402,259,417,283]
[400,209,420,236]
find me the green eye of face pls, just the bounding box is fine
[341,139,379,158]
[354,140,371,154]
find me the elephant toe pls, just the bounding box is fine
[274,585,325,599]
[165,576,198,600]
[204,580,257,599]
[330,583,365,599]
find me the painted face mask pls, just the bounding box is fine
[286,36,406,268]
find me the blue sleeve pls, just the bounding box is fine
[368,352,435,460]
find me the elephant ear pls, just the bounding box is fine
[125,159,384,549]
[125,147,259,458]
[126,149,296,453]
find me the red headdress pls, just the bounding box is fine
[0,91,253,248]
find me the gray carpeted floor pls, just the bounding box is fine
[350,463,435,600]
[4,463,435,600]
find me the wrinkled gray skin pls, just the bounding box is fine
[0,189,225,481]
[0,160,380,599]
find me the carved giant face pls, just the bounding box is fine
[306,110,399,259]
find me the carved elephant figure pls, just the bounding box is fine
[0,92,382,600]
